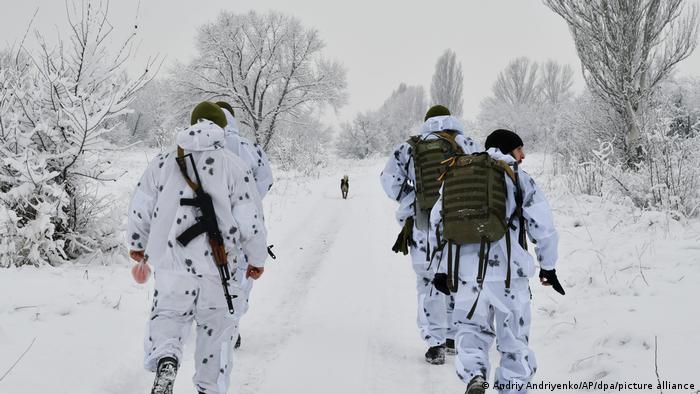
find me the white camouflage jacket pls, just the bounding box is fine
[222,111,274,199]
[126,120,268,276]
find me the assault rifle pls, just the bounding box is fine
[175,147,236,314]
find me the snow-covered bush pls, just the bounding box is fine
[336,112,387,159]
[556,85,700,217]
[267,112,332,176]
[0,2,153,267]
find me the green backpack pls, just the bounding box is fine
[406,131,463,232]
[438,152,524,317]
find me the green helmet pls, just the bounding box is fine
[191,101,227,129]
[424,105,451,121]
[215,101,235,117]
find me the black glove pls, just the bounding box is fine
[432,273,450,295]
[391,217,415,255]
[539,269,565,295]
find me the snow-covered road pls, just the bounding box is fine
[230,161,463,394]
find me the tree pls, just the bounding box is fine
[492,57,541,106]
[478,58,574,148]
[335,112,385,159]
[335,82,426,159]
[539,60,574,105]
[174,10,347,150]
[0,0,154,266]
[123,79,178,147]
[430,49,464,116]
[378,83,426,146]
[543,0,699,162]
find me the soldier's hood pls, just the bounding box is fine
[485,147,516,164]
[223,110,241,136]
[176,120,226,151]
[419,115,465,135]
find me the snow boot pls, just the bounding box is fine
[424,345,445,365]
[466,376,486,394]
[446,338,456,355]
[234,334,241,349]
[151,356,178,394]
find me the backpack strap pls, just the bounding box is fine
[434,131,463,155]
[505,225,512,289]
[512,163,528,250]
[466,237,490,319]
[447,241,461,293]
[447,241,453,291]
[427,227,447,270]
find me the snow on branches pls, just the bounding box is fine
[0,1,155,267]
[172,10,347,152]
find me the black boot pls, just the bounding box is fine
[234,334,241,349]
[466,375,486,394]
[445,338,456,355]
[151,356,178,394]
[424,345,445,365]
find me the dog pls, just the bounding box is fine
[340,175,349,199]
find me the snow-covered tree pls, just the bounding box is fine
[0,1,154,267]
[539,60,574,106]
[544,0,699,163]
[267,110,332,175]
[378,83,426,147]
[336,112,386,159]
[122,79,178,147]
[478,58,573,148]
[492,57,541,106]
[173,10,347,150]
[430,49,464,116]
[335,83,426,159]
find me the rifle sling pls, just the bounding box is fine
[177,146,200,191]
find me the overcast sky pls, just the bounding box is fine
[3,0,700,124]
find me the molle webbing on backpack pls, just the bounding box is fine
[440,153,518,305]
[407,131,463,231]
[441,153,515,245]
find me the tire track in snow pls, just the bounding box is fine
[235,162,463,394]
[230,172,351,393]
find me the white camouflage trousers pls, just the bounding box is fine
[453,278,537,394]
[410,247,454,347]
[145,269,238,394]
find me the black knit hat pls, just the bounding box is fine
[215,101,235,116]
[485,129,524,154]
[191,101,227,129]
[424,105,451,121]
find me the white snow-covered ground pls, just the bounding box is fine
[1,149,699,394]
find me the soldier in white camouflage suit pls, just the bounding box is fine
[430,129,564,394]
[127,102,267,394]
[215,101,274,350]
[380,105,482,365]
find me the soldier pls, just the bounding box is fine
[215,101,274,350]
[430,129,564,394]
[127,102,267,394]
[380,105,482,364]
